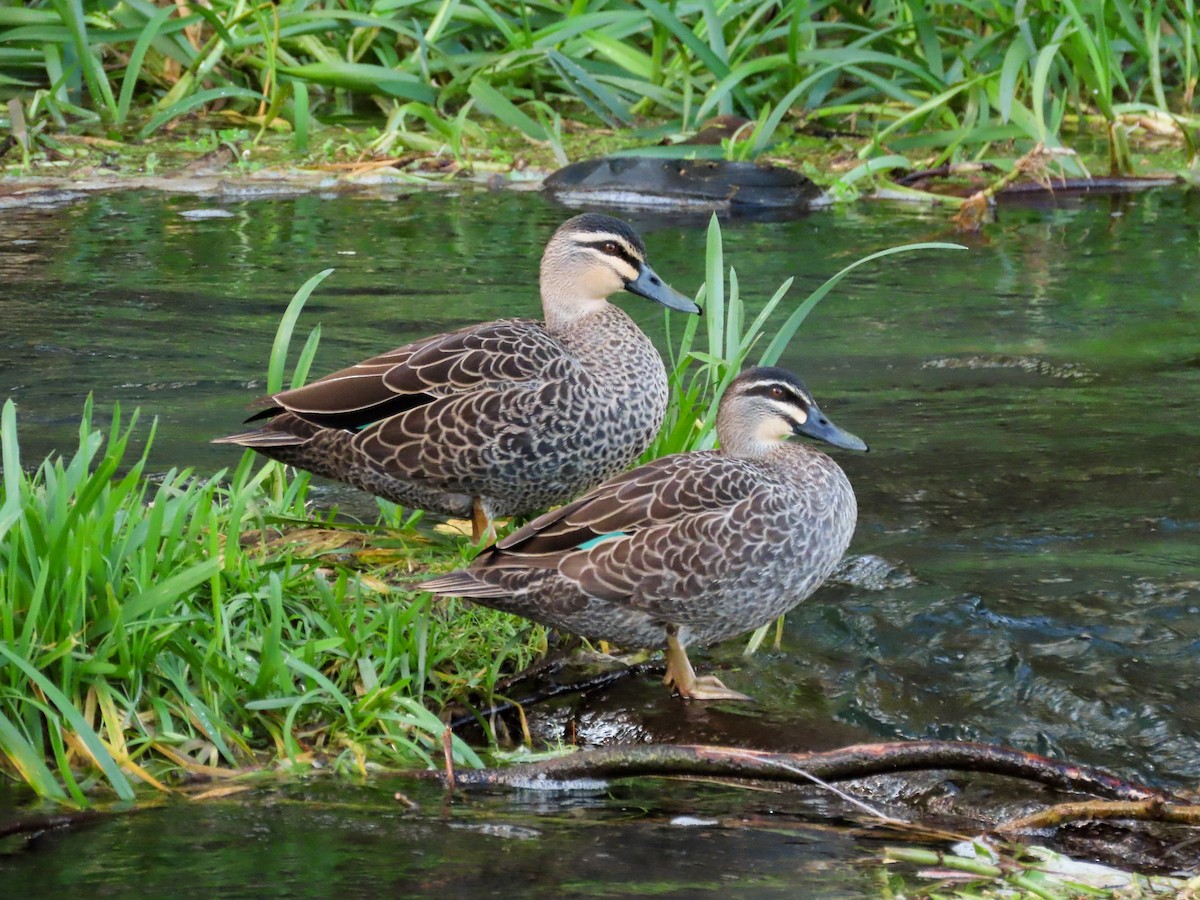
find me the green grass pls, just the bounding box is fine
[0,392,552,804]
[1,217,957,805]
[1,2,1197,179]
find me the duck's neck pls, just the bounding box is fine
[542,293,611,332]
[719,431,833,475]
[540,260,618,331]
[716,408,793,460]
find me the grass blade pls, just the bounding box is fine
[758,242,967,366]
[635,0,750,113]
[137,86,264,139]
[89,559,221,640]
[277,62,436,103]
[50,0,116,122]
[0,644,135,800]
[116,3,173,127]
[290,78,309,154]
[0,399,21,542]
[547,50,632,126]
[999,37,1031,124]
[0,706,71,803]
[267,269,334,395]
[468,77,548,140]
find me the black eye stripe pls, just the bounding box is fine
[581,239,641,270]
[744,383,806,405]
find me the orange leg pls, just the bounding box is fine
[470,497,495,545]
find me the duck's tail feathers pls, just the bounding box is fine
[419,571,510,599]
[212,429,305,448]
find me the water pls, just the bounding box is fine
[1,186,1198,889]
[0,778,884,896]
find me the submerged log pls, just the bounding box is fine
[443,740,1181,805]
[0,809,110,840]
[543,157,827,210]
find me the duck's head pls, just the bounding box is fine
[716,366,868,458]
[541,213,700,325]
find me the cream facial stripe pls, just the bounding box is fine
[774,400,808,425]
[754,412,798,443]
[565,230,640,255]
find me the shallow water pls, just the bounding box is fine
[1,777,891,896]
[1,186,1198,889]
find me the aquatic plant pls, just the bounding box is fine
[649,214,962,459]
[0,2,1196,171]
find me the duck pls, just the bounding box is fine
[215,214,700,541]
[420,366,867,700]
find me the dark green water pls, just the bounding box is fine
[1,777,884,896]
[1,187,1198,891]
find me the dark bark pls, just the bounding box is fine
[0,809,108,841]
[443,740,1182,804]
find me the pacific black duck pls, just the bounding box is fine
[421,366,866,699]
[215,214,699,541]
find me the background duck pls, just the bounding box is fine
[215,213,699,541]
[421,366,867,700]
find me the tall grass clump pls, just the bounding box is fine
[0,395,521,805]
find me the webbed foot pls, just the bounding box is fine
[676,675,753,702]
[664,631,752,702]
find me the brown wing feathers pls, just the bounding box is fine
[465,454,762,585]
[241,319,558,434]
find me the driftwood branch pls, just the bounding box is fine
[952,143,1082,231]
[999,798,1200,834]
[444,741,1181,805]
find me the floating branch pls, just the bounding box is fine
[952,144,1084,232]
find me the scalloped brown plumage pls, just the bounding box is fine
[215,214,699,541]
[422,366,866,700]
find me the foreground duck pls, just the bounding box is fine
[215,214,699,541]
[421,366,867,700]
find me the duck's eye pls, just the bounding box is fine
[770,386,785,399]
[602,241,619,255]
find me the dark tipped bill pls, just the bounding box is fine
[796,404,868,452]
[626,262,701,314]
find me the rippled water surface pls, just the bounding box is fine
[1,186,1198,891]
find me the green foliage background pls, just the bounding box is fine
[1,0,1197,170]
